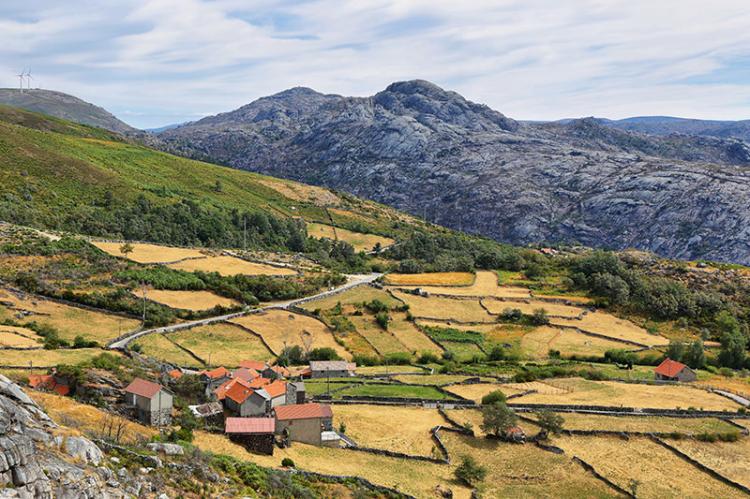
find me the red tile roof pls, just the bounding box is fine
[232,367,260,381]
[225,417,275,434]
[247,377,271,389]
[274,403,332,421]
[28,374,55,389]
[53,384,70,396]
[167,369,183,380]
[655,358,689,378]
[239,360,267,371]
[215,378,247,400]
[124,378,163,398]
[225,379,255,404]
[201,366,230,380]
[264,380,287,399]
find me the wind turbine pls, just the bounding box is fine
[25,70,33,90]
[16,69,25,92]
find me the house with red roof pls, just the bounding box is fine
[654,358,697,382]
[223,379,272,417]
[239,360,267,371]
[200,366,232,396]
[28,374,70,396]
[225,417,275,455]
[124,378,173,425]
[273,403,336,446]
[264,380,288,409]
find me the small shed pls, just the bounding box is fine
[274,403,333,446]
[654,359,697,382]
[123,378,173,426]
[286,381,306,405]
[225,417,275,455]
[200,366,232,396]
[308,361,356,379]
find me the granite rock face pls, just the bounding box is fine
[0,375,120,498]
[159,80,750,264]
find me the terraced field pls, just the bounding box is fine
[384,272,475,286]
[388,312,442,354]
[300,286,400,311]
[390,270,531,299]
[0,348,119,368]
[552,435,744,498]
[524,412,740,435]
[481,298,585,318]
[390,291,494,323]
[444,383,523,402]
[167,323,273,366]
[168,255,297,276]
[141,289,240,311]
[230,309,351,360]
[0,288,140,343]
[669,436,750,489]
[92,241,206,263]
[349,315,409,355]
[133,334,202,368]
[519,326,632,359]
[551,312,669,347]
[0,325,42,348]
[306,223,394,252]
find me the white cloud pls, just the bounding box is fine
[1,0,750,128]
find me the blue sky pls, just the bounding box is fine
[2,0,750,129]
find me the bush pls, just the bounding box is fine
[454,455,487,486]
[375,311,390,330]
[384,352,411,365]
[530,308,550,326]
[535,409,565,435]
[488,345,506,361]
[281,458,295,468]
[352,354,379,366]
[481,390,506,406]
[307,347,341,361]
[417,351,439,364]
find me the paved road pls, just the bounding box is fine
[107,273,382,350]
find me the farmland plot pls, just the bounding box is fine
[0,325,41,348]
[167,323,273,366]
[393,374,484,386]
[443,409,539,437]
[349,315,410,355]
[0,288,140,343]
[390,270,531,299]
[141,289,240,311]
[384,272,475,286]
[669,437,750,489]
[306,223,394,252]
[133,334,202,368]
[553,435,743,498]
[514,378,742,411]
[519,326,631,359]
[230,310,351,360]
[300,286,400,311]
[390,291,495,323]
[0,348,118,367]
[444,383,525,402]
[334,405,445,456]
[168,255,297,276]
[551,311,668,347]
[92,241,205,263]
[525,412,740,436]
[481,298,585,318]
[388,313,442,354]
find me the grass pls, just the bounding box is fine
[524,412,740,435]
[31,391,156,444]
[335,405,445,456]
[393,374,483,386]
[385,272,475,286]
[443,383,526,402]
[481,298,585,318]
[306,222,394,252]
[389,270,531,299]
[299,286,400,311]
[441,341,485,362]
[133,333,203,368]
[0,348,118,367]
[317,382,456,400]
[355,365,427,375]
[551,311,669,347]
[552,435,743,498]
[443,408,539,436]
[92,241,206,263]
[230,309,351,360]
[140,289,240,311]
[167,322,274,366]
[519,326,632,359]
[388,313,443,354]
[666,436,750,489]
[391,291,495,323]
[0,288,141,343]
[167,255,298,276]
[0,325,42,347]
[513,378,743,411]
[349,315,410,355]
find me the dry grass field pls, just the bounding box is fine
[255,178,341,205]
[193,431,471,499]
[481,298,585,318]
[388,312,443,354]
[519,326,631,359]
[0,348,118,367]
[552,435,744,498]
[440,431,617,498]
[391,290,495,323]
[525,412,739,435]
[230,310,351,360]
[393,374,482,386]
[390,271,532,299]
[167,323,273,366]
[355,365,426,375]
[669,437,750,489]
[300,286,400,311]
[514,378,742,411]
[385,272,475,286]
[536,294,594,304]
[92,241,206,263]
[306,222,394,252]
[0,325,42,348]
[732,419,750,431]
[168,255,297,276]
[133,333,202,368]
[0,288,140,343]
[443,408,539,437]
[349,315,409,355]
[551,312,669,347]
[503,380,571,395]
[444,383,525,402]
[140,289,240,311]
[31,391,157,444]
[335,405,445,456]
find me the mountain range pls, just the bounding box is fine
[156,80,750,264]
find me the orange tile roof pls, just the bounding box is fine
[655,358,689,378]
[124,378,163,398]
[53,384,70,396]
[201,366,230,380]
[239,360,267,371]
[247,377,271,389]
[28,374,55,389]
[225,379,255,404]
[168,369,183,380]
[225,417,275,434]
[215,377,250,401]
[232,367,260,381]
[264,380,287,398]
[274,403,332,421]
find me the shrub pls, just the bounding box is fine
[481,402,517,437]
[530,308,550,326]
[352,354,379,366]
[375,311,390,330]
[281,458,295,468]
[454,455,487,486]
[418,351,439,364]
[535,409,565,436]
[488,345,506,361]
[384,352,411,365]
[481,390,506,406]
[308,347,341,361]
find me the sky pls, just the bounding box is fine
[2,0,750,129]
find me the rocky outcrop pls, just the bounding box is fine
[0,375,121,498]
[159,80,750,265]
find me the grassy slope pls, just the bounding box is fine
[0,104,421,239]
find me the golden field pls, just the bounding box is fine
[669,437,750,489]
[92,241,205,263]
[255,178,341,205]
[481,298,585,318]
[391,290,495,323]
[168,255,297,276]
[349,315,410,355]
[133,333,202,368]
[514,378,742,411]
[140,289,240,311]
[300,286,400,311]
[230,309,351,360]
[167,323,274,366]
[0,348,119,368]
[552,435,743,498]
[519,326,632,359]
[0,288,140,343]
[390,270,532,299]
[551,311,669,347]
[443,383,525,402]
[0,325,42,348]
[525,412,740,435]
[385,272,475,286]
[442,408,539,437]
[388,312,443,354]
[306,222,394,252]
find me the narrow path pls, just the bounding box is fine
[107,273,382,349]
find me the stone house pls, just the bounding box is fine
[308,361,356,379]
[200,366,232,397]
[123,378,173,426]
[286,382,306,405]
[223,379,271,417]
[274,403,334,446]
[225,417,275,455]
[654,359,697,382]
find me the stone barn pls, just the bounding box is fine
[654,359,697,382]
[123,378,173,426]
[274,403,335,446]
[225,417,275,455]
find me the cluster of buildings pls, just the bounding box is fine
[122,359,357,455]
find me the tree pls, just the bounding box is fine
[375,311,390,330]
[683,339,706,369]
[454,455,487,486]
[535,410,564,436]
[308,347,341,361]
[716,311,748,369]
[530,308,550,326]
[665,339,686,363]
[480,390,506,406]
[480,402,518,438]
[119,242,134,257]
